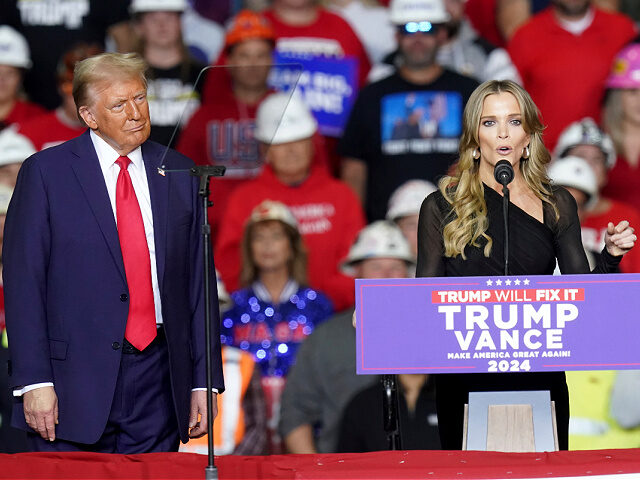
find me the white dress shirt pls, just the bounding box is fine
[91,130,164,326]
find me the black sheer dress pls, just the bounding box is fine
[416,184,622,450]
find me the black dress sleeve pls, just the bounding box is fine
[416,191,447,278]
[552,187,622,274]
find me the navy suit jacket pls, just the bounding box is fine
[3,131,224,444]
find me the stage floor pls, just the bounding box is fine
[2,449,640,479]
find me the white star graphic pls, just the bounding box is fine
[486,279,493,286]
[505,279,512,285]
[514,279,521,285]
[496,279,502,286]
[523,279,530,285]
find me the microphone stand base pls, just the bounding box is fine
[205,466,219,480]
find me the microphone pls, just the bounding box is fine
[493,160,513,276]
[494,160,514,186]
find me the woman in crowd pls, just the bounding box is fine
[602,43,640,208]
[131,0,206,147]
[220,200,333,452]
[416,79,636,450]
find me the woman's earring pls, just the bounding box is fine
[523,146,530,159]
[472,148,480,160]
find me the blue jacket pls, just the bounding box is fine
[3,131,224,444]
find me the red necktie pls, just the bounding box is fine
[115,156,157,351]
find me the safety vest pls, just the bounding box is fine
[180,346,255,455]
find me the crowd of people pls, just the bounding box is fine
[1,0,640,456]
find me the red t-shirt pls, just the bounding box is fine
[465,0,505,48]
[18,111,85,151]
[582,198,640,273]
[2,100,46,130]
[263,8,371,87]
[601,155,640,210]
[215,165,365,311]
[508,8,635,150]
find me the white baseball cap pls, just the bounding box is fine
[254,92,317,145]
[387,179,437,221]
[341,221,415,274]
[389,0,451,25]
[554,118,616,169]
[548,156,598,207]
[0,128,36,167]
[130,0,187,13]
[0,25,31,69]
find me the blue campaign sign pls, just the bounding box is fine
[356,273,640,375]
[268,54,358,137]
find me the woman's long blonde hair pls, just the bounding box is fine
[440,80,556,259]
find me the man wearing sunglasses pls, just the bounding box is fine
[340,0,478,222]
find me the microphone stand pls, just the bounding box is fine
[494,160,514,276]
[191,165,226,480]
[502,184,509,276]
[382,374,402,450]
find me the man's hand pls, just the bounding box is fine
[605,220,637,257]
[23,386,58,441]
[188,390,218,438]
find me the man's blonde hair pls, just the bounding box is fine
[73,53,148,114]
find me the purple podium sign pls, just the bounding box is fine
[356,273,640,375]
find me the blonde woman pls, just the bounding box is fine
[416,80,636,450]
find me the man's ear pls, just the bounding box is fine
[436,27,449,45]
[78,105,98,130]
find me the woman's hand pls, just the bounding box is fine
[605,221,637,257]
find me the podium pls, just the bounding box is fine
[355,273,640,451]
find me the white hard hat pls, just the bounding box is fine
[130,0,187,13]
[548,156,598,207]
[389,0,451,25]
[554,118,616,169]
[0,128,36,167]
[247,199,298,230]
[341,221,415,273]
[386,179,437,221]
[254,92,317,145]
[0,26,31,68]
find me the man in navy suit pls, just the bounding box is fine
[3,52,224,452]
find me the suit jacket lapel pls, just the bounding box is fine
[70,131,126,284]
[142,142,168,293]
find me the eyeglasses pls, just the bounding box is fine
[398,21,439,35]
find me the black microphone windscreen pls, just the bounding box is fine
[494,160,514,186]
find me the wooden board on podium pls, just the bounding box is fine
[462,391,559,452]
